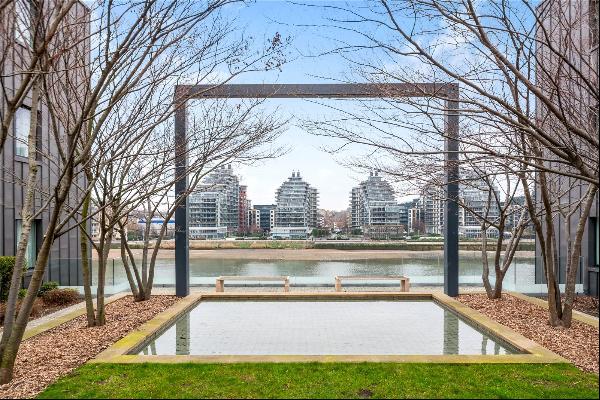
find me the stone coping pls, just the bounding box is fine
[92,292,567,365]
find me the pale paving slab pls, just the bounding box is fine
[150,285,485,295]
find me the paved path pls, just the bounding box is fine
[0,293,128,338]
[151,285,485,295]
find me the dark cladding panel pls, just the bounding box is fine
[179,83,459,100]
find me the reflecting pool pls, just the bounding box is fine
[137,300,519,356]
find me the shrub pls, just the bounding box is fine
[38,281,59,297]
[41,288,79,306]
[0,256,16,302]
[18,288,28,299]
[0,298,43,325]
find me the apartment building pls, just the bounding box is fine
[252,204,276,233]
[417,184,445,235]
[272,171,318,239]
[349,171,405,239]
[238,185,250,234]
[535,0,599,295]
[0,0,90,285]
[188,165,240,239]
[409,177,507,239]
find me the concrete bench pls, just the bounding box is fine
[334,275,410,292]
[215,276,290,292]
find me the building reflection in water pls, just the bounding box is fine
[443,310,459,354]
[175,313,191,355]
[140,340,158,355]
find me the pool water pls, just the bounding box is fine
[136,301,519,356]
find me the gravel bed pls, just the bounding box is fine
[458,293,599,374]
[563,296,598,318]
[0,295,178,399]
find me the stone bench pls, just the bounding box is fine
[334,275,410,292]
[215,276,290,292]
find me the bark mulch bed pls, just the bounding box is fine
[559,295,598,318]
[0,295,178,399]
[458,293,599,374]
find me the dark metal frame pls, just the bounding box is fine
[173,83,460,297]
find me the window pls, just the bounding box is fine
[15,107,30,157]
[14,0,31,46]
[16,220,37,270]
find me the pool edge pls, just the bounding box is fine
[91,292,567,365]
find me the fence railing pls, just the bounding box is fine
[33,255,590,296]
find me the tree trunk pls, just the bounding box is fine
[95,227,113,326]
[536,169,563,326]
[119,228,141,300]
[491,272,504,299]
[558,185,597,327]
[141,203,151,290]
[0,79,41,361]
[519,168,563,326]
[144,208,177,301]
[79,192,96,327]
[544,228,562,326]
[481,225,494,298]
[118,220,147,301]
[0,161,74,384]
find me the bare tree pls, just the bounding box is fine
[0,0,80,153]
[301,0,597,327]
[74,10,288,326]
[0,0,289,383]
[305,106,531,299]
[464,167,531,299]
[115,99,284,303]
[0,0,87,384]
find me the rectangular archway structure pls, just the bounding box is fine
[173,83,460,297]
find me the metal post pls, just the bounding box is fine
[174,99,189,297]
[172,83,460,297]
[444,91,460,297]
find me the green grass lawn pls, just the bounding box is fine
[39,363,598,399]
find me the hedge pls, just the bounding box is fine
[0,256,16,302]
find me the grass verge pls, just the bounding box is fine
[39,362,598,399]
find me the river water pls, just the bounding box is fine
[99,254,538,291]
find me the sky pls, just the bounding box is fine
[85,0,538,209]
[233,99,375,210]
[186,0,533,209]
[190,0,412,211]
